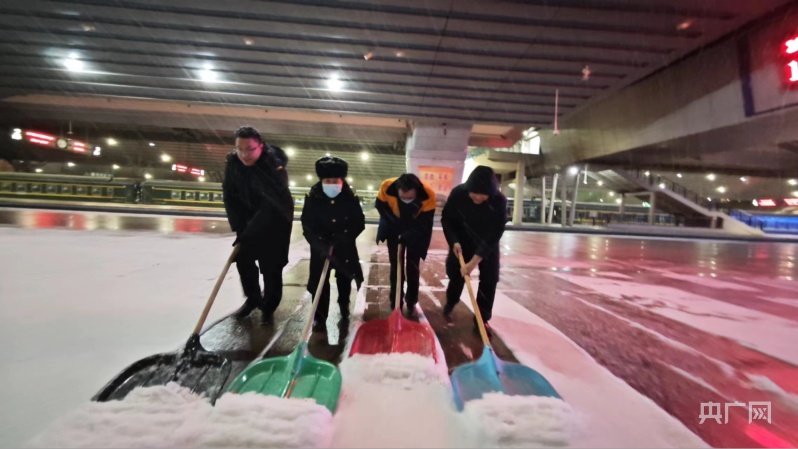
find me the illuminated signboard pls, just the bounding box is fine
[785,198,798,206]
[785,36,798,83]
[754,199,777,207]
[172,164,205,177]
[16,129,96,155]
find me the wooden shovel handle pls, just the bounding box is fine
[457,252,491,346]
[192,244,240,335]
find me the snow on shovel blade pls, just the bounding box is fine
[451,346,560,411]
[227,343,342,413]
[349,310,438,361]
[93,342,231,403]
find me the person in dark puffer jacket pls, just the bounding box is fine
[301,156,365,333]
[222,126,294,323]
[441,166,508,337]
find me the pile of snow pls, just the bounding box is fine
[462,393,574,448]
[29,383,332,448]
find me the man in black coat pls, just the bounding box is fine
[301,156,365,333]
[441,166,508,337]
[375,173,436,318]
[222,126,294,322]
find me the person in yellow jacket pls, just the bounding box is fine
[375,174,436,318]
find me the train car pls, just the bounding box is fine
[0,172,136,203]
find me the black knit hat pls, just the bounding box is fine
[315,156,348,179]
[465,165,498,195]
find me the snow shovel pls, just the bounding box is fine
[93,246,238,403]
[348,243,437,361]
[226,252,342,413]
[450,252,561,410]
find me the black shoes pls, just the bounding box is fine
[442,305,453,323]
[233,297,260,319]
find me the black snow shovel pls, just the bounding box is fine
[92,245,239,403]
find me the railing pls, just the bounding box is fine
[730,209,798,233]
[618,169,711,209]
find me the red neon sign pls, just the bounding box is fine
[785,36,798,83]
[757,198,777,207]
[785,198,798,206]
[25,131,55,146]
[71,141,86,152]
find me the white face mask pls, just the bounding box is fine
[400,198,415,204]
[322,184,342,198]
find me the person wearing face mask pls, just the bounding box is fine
[441,166,508,337]
[301,156,365,333]
[222,126,294,323]
[375,173,436,318]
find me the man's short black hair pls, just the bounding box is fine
[395,173,422,192]
[234,126,262,143]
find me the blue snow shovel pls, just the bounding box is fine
[450,252,561,410]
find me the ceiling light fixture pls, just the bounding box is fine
[788,179,798,186]
[360,151,369,161]
[676,173,683,178]
[67,162,75,167]
[144,173,153,180]
[112,164,120,170]
[677,19,694,30]
[161,154,172,162]
[107,138,117,146]
[149,142,155,147]
[716,186,727,193]
[243,37,255,46]
[326,74,344,91]
[63,56,84,72]
[82,24,96,32]
[706,173,716,181]
[285,147,296,156]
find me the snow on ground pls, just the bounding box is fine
[29,383,333,448]
[551,273,798,365]
[457,289,707,448]
[0,227,306,448]
[659,272,761,292]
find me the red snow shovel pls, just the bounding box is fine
[349,243,437,361]
[450,252,560,410]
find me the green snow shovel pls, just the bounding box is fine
[93,245,238,403]
[450,252,561,410]
[226,252,342,413]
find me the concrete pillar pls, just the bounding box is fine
[540,176,547,224]
[648,192,656,225]
[405,122,471,197]
[619,193,626,214]
[547,174,558,225]
[560,170,568,226]
[569,169,580,226]
[512,160,525,225]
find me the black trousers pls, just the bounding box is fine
[236,254,283,313]
[387,238,422,309]
[308,253,352,322]
[444,247,499,322]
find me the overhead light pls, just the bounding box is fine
[112,164,120,170]
[198,176,206,182]
[788,179,798,186]
[160,154,172,162]
[740,176,748,182]
[289,180,296,187]
[325,152,331,157]
[347,177,353,183]
[676,173,683,178]
[306,174,313,181]
[367,184,374,190]
[395,51,405,58]
[326,74,344,91]
[599,198,604,202]
[644,171,650,176]
[706,173,716,181]
[658,183,666,189]
[149,142,155,147]
[243,37,255,46]
[11,128,22,140]
[568,166,579,175]
[67,162,75,167]
[81,24,96,32]
[716,186,726,193]
[63,56,84,72]
[144,173,153,180]
[360,151,369,161]
[596,180,603,186]
[608,191,615,197]
[792,191,798,197]
[107,138,117,146]
[707,197,712,202]
[35,168,43,173]
[199,64,217,82]
[677,19,694,31]
[285,147,296,157]
[93,146,102,156]
[615,198,622,204]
